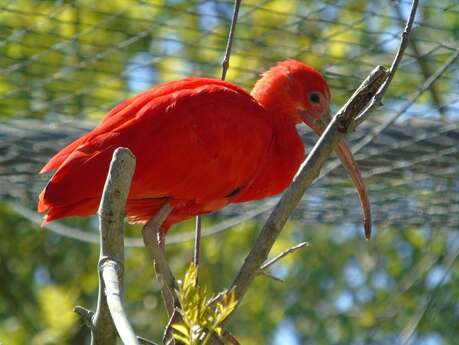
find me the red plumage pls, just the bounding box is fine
[38,60,371,236]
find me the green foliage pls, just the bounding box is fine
[1,0,458,344]
[35,286,78,344]
[172,263,237,345]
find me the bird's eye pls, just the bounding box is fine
[309,92,321,104]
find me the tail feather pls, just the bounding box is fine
[37,189,48,213]
[40,197,100,225]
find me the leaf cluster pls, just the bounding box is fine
[172,264,237,345]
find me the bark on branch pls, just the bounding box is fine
[230,65,389,304]
[94,147,138,345]
[75,147,138,345]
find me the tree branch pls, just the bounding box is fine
[316,46,459,191]
[391,1,447,120]
[229,65,388,304]
[347,47,459,156]
[74,305,94,331]
[226,0,419,322]
[352,0,418,129]
[80,147,138,345]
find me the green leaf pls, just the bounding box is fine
[171,323,190,337]
[172,263,238,345]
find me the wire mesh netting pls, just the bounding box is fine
[1,1,459,344]
[1,0,458,234]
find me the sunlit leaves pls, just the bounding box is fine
[172,263,237,345]
[34,285,78,344]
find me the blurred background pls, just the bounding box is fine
[0,0,458,344]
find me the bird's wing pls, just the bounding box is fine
[39,79,273,212]
[40,78,242,173]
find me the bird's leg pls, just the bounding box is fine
[142,203,179,316]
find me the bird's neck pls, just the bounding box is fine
[231,88,305,203]
[232,120,304,202]
[251,66,302,126]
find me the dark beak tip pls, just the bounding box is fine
[364,220,372,240]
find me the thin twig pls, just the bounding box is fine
[220,0,242,80]
[92,147,138,345]
[222,330,242,345]
[75,306,157,344]
[260,241,309,271]
[193,215,202,268]
[349,48,459,155]
[352,0,419,129]
[163,307,184,345]
[74,305,94,331]
[257,270,284,283]
[193,0,242,282]
[137,336,160,345]
[391,1,447,120]
[314,47,459,195]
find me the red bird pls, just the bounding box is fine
[38,60,371,238]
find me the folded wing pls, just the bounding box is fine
[39,78,273,223]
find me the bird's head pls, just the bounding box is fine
[252,59,372,239]
[251,59,331,126]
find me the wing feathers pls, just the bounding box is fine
[39,78,272,223]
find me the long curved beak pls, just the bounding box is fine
[334,139,372,239]
[302,109,372,239]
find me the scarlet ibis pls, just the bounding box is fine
[38,60,371,238]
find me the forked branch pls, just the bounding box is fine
[227,0,419,321]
